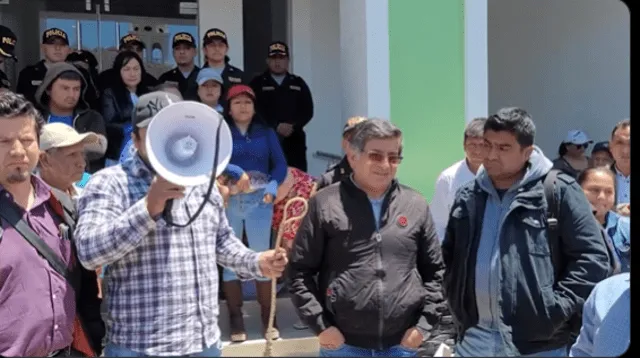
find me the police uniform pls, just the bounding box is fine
[0,25,17,90]
[16,27,69,105]
[201,28,248,107]
[97,34,158,92]
[250,42,314,171]
[158,32,200,101]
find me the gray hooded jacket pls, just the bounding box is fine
[35,62,107,173]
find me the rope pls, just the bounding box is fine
[263,197,309,357]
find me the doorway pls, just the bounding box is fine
[242,0,289,80]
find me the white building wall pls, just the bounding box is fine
[488,0,629,156]
[339,0,391,120]
[464,0,489,123]
[290,0,343,176]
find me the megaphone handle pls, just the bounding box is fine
[163,199,175,222]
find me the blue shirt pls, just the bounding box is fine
[271,73,286,85]
[48,114,74,126]
[223,121,287,197]
[604,211,630,272]
[569,273,630,357]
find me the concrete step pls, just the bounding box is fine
[219,297,319,357]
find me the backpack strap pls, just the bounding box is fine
[543,169,563,278]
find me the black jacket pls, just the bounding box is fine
[100,87,146,160]
[16,60,48,105]
[316,157,352,191]
[158,66,200,101]
[249,71,314,134]
[0,69,11,89]
[442,171,610,355]
[288,178,451,350]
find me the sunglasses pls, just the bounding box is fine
[366,151,403,165]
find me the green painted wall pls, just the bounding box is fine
[389,0,466,201]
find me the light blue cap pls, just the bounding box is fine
[197,68,223,86]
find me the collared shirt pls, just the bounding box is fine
[74,153,263,356]
[614,167,630,204]
[569,273,630,357]
[430,159,476,241]
[0,176,75,357]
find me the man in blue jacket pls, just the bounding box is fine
[442,107,611,356]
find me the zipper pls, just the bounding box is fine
[72,113,80,129]
[493,197,518,353]
[375,231,384,350]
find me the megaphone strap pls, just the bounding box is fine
[162,113,224,227]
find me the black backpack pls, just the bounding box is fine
[543,169,620,277]
[543,169,620,340]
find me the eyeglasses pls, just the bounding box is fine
[366,151,403,165]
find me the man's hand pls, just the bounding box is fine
[277,123,294,137]
[146,176,186,217]
[400,327,424,349]
[263,193,274,204]
[237,172,251,192]
[318,327,345,349]
[258,247,288,278]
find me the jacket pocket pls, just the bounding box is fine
[324,272,377,335]
[521,214,555,289]
[512,285,556,342]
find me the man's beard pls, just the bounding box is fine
[6,170,30,184]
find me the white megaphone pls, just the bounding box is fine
[145,101,233,186]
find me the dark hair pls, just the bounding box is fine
[464,117,486,142]
[112,51,148,96]
[558,143,568,156]
[611,118,630,138]
[485,107,535,147]
[0,91,45,138]
[576,166,616,188]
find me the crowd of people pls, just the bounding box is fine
[0,20,631,358]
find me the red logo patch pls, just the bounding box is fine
[397,216,408,227]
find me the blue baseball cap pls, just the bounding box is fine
[196,68,223,86]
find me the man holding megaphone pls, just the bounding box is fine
[74,91,288,357]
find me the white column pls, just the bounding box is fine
[464,0,489,122]
[198,0,244,69]
[339,0,390,120]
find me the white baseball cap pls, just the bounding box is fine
[40,122,108,155]
[562,130,593,146]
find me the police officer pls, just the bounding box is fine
[0,25,17,90]
[16,27,70,105]
[97,33,158,91]
[201,28,246,106]
[158,32,200,101]
[250,41,314,172]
